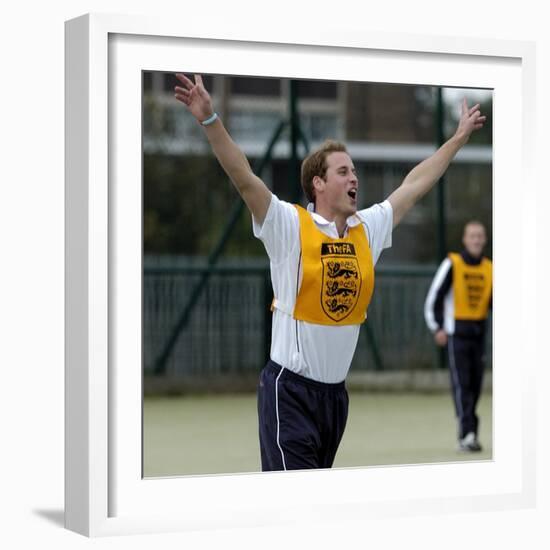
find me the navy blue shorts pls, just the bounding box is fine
[257,360,349,471]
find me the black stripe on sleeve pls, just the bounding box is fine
[433,264,453,330]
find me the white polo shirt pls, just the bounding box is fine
[253,193,393,383]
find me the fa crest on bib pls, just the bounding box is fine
[321,243,362,322]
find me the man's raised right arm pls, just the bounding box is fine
[174,73,272,225]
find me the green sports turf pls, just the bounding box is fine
[143,391,492,477]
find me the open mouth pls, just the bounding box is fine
[347,189,357,200]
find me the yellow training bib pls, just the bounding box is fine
[449,252,492,321]
[292,205,374,325]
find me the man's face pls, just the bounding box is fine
[462,223,487,257]
[316,152,359,217]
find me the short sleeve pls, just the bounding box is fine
[356,200,393,265]
[252,193,299,264]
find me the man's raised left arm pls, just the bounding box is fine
[387,99,486,228]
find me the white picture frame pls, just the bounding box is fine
[65,12,537,537]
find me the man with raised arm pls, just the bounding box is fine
[175,74,486,471]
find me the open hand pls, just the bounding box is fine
[174,74,214,123]
[454,99,487,144]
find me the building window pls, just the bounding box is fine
[228,110,282,142]
[295,79,338,99]
[163,73,214,93]
[230,76,281,96]
[300,113,339,142]
[143,71,153,92]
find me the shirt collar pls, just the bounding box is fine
[460,249,483,265]
[306,202,361,227]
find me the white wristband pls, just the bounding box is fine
[201,112,219,126]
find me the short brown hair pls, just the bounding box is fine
[463,220,486,234]
[301,140,348,203]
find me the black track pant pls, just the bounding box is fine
[257,360,349,471]
[447,335,486,440]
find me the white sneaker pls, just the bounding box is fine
[458,432,482,452]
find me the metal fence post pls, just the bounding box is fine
[436,87,447,370]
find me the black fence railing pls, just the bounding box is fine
[143,264,493,378]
